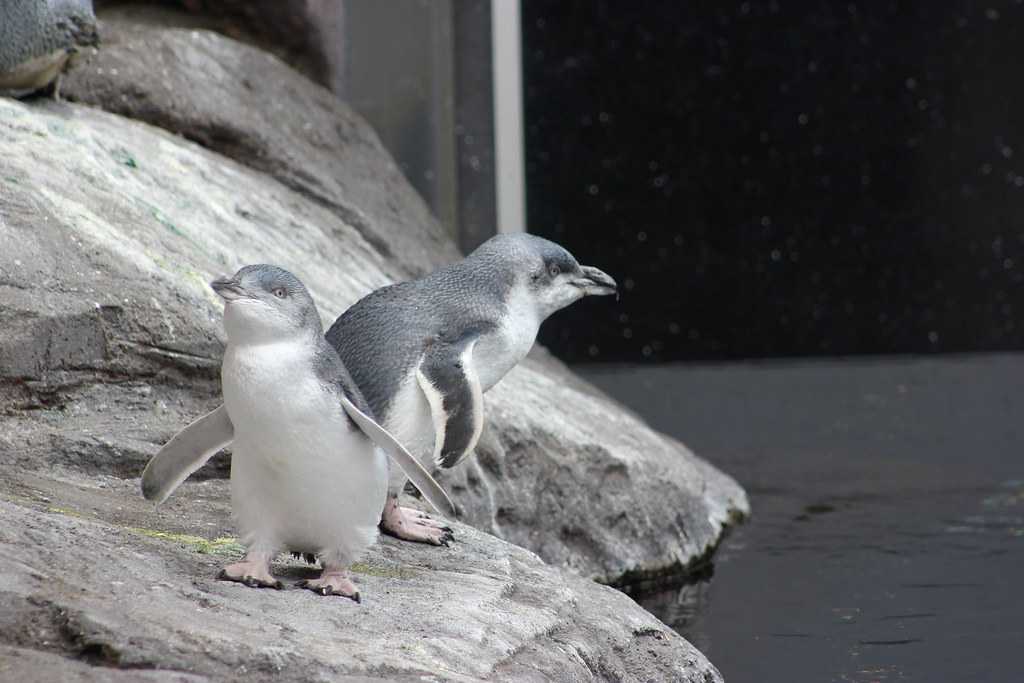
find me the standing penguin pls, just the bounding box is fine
[141,265,453,601]
[0,0,98,98]
[326,233,617,545]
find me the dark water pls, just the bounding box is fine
[579,353,1024,682]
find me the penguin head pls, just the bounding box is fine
[211,264,322,344]
[471,233,618,319]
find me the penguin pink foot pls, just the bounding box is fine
[296,567,361,602]
[218,554,282,590]
[380,496,454,546]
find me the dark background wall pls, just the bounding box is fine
[523,0,1024,363]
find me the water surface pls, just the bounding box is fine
[580,353,1023,682]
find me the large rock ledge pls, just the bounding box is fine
[0,18,746,680]
[0,84,747,585]
[0,469,721,682]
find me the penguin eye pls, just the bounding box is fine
[272,287,287,299]
[548,264,560,278]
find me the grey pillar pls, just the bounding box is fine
[338,0,522,252]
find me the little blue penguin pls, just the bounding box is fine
[0,0,98,98]
[140,265,454,601]
[326,233,617,544]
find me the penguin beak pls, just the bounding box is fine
[210,276,252,301]
[574,265,618,297]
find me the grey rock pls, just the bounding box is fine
[0,467,722,682]
[0,22,746,678]
[113,0,345,91]
[58,24,748,582]
[0,646,208,683]
[1,67,747,584]
[450,353,749,583]
[61,20,460,278]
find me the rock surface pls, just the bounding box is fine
[4,24,748,587]
[62,19,459,278]
[0,22,748,681]
[0,468,722,681]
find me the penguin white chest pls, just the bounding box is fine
[473,286,541,391]
[222,342,331,440]
[221,341,387,558]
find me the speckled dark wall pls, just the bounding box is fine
[524,0,1024,362]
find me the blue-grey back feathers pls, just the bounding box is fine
[326,233,580,422]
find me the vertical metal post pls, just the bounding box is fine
[491,0,526,236]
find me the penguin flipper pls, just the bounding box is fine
[415,333,485,470]
[338,394,457,518]
[141,404,234,504]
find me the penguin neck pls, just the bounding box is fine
[223,325,323,383]
[501,281,543,338]
[222,334,320,400]
[473,282,542,391]
[223,313,322,349]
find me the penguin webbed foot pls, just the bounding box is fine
[296,571,360,602]
[379,503,456,547]
[402,507,453,531]
[217,561,283,590]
